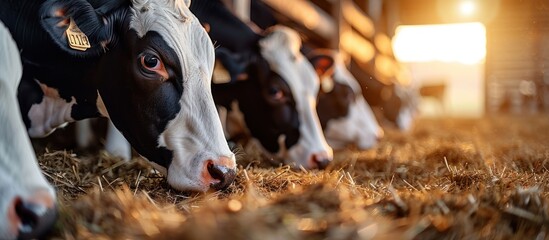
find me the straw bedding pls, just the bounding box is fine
[36,115,549,239]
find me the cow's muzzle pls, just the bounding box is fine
[10,190,57,240]
[205,157,237,190]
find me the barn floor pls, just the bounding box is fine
[39,115,549,239]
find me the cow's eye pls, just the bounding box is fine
[268,86,284,100]
[139,53,168,81]
[143,55,160,69]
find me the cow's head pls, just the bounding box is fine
[380,83,419,131]
[352,62,418,132]
[309,50,383,150]
[39,0,236,192]
[0,22,57,239]
[215,26,333,169]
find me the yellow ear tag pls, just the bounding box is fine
[66,19,91,51]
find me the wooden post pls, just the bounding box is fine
[332,0,343,50]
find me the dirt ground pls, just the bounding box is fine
[37,115,549,240]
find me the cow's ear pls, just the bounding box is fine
[213,48,249,84]
[39,0,127,58]
[309,54,335,77]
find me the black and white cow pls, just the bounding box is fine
[308,50,384,150]
[243,1,384,148]
[350,61,418,131]
[190,0,333,169]
[0,21,57,240]
[0,0,236,192]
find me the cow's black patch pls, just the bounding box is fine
[17,71,45,129]
[316,81,356,130]
[193,0,301,154]
[308,51,356,130]
[212,66,300,153]
[97,30,183,169]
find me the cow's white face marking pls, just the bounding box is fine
[129,0,235,191]
[27,81,76,137]
[259,26,333,168]
[0,22,55,239]
[324,55,383,149]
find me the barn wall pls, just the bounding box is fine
[485,0,549,114]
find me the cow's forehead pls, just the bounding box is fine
[128,0,215,77]
[333,60,361,94]
[259,27,319,94]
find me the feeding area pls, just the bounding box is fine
[1,0,549,239]
[41,116,549,239]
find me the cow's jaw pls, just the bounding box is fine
[158,76,236,192]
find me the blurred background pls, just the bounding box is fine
[228,0,549,118]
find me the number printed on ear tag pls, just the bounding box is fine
[66,19,91,51]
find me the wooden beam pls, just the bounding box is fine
[262,0,336,40]
[340,29,376,64]
[342,0,375,39]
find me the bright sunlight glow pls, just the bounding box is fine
[459,1,476,16]
[393,22,486,65]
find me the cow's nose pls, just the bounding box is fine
[310,153,331,170]
[207,157,237,190]
[11,191,57,240]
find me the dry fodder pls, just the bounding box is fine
[35,115,549,239]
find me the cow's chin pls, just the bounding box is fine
[323,120,356,150]
[323,120,378,151]
[145,157,210,192]
[285,144,314,169]
[167,167,209,192]
[249,136,333,169]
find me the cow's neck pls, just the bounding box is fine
[212,80,257,141]
[17,61,103,137]
[190,0,261,53]
[25,81,77,137]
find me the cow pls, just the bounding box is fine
[350,61,418,131]
[242,1,383,149]
[0,21,57,240]
[190,0,333,169]
[0,0,236,192]
[308,50,384,150]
